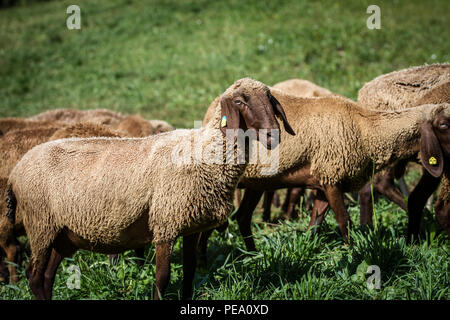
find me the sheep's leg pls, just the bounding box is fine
[407,170,440,243]
[307,190,329,234]
[0,217,21,283]
[0,224,21,283]
[234,188,264,252]
[393,160,410,197]
[154,241,173,300]
[324,185,350,240]
[262,191,275,222]
[197,221,228,267]
[281,188,292,213]
[376,168,407,211]
[379,184,407,211]
[182,233,201,300]
[0,249,8,282]
[4,241,21,284]
[25,260,32,280]
[43,249,63,300]
[284,187,304,220]
[272,191,281,208]
[359,182,374,226]
[305,189,316,211]
[198,228,214,267]
[28,249,52,300]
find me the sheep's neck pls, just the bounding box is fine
[361,107,429,170]
[199,127,248,173]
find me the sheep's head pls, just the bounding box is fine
[220,78,295,150]
[420,104,450,177]
[149,120,174,134]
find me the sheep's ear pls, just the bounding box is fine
[268,92,296,136]
[420,122,444,178]
[220,96,241,136]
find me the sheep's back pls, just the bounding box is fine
[244,95,366,185]
[358,64,450,110]
[9,129,236,244]
[9,137,158,243]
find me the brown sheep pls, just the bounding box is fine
[0,123,127,283]
[27,108,125,125]
[202,81,450,254]
[0,118,64,136]
[112,116,174,137]
[264,79,336,221]
[28,108,174,137]
[6,78,295,300]
[357,63,450,240]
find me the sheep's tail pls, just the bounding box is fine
[5,187,17,224]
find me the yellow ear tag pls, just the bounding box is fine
[221,116,227,127]
[429,156,438,165]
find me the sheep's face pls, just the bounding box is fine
[431,111,450,157]
[220,78,295,150]
[420,104,450,177]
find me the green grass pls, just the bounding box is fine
[1,194,449,300]
[0,0,449,300]
[1,0,449,127]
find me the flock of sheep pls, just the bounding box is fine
[0,63,449,300]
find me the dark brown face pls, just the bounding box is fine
[420,109,450,177]
[432,114,450,156]
[220,85,295,150]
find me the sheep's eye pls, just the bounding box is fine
[234,100,243,105]
[439,123,448,129]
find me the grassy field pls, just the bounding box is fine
[0,0,449,300]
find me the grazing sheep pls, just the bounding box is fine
[203,82,450,253]
[27,108,125,125]
[0,127,60,177]
[358,64,450,110]
[273,78,334,97]
[0,123,125,178]
[112,116,174,137]
[202,79,335,224]
[357,63,450,239]
[49,122,126,140]
[199,79,335,256]
[263,79,336,221]
[6,78,295,300]
[148,119,175,134]
[28,108,174,137]
[0,118,64,136]
[0,123,127,283]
